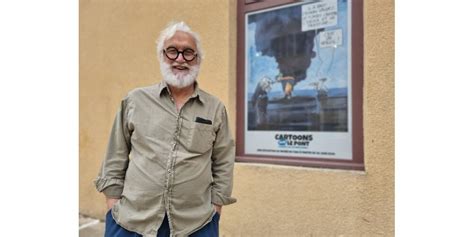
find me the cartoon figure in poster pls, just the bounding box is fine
[251,76,272,129]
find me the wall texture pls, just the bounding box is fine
[80,0,394,236]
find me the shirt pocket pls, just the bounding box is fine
[181,120,216,154]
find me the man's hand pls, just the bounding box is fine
[106,198,120,210]
[213,204,222,214]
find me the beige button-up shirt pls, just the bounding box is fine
[94,81,236,237]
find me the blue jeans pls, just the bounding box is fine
[104,210,220,237]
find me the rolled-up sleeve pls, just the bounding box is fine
[94,96,134,198]
[211,105,237,206]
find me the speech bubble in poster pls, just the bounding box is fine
[319,29,343,48]
[302,0,338,32]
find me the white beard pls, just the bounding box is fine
[160,60,200,89]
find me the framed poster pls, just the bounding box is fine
[236,0,364,170]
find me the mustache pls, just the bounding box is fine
[171,62,191,68]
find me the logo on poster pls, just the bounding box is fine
[275,134,313,148]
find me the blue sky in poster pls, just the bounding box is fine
[247,0,349,95]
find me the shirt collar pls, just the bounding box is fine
[158,81,205,104]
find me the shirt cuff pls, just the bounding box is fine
[102,185,124,198]
[94,177,124,198]
[211,188,237,206]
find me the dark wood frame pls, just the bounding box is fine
[236,0,364,170]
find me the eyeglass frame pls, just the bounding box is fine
[162,47,198,62]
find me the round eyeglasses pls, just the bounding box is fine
[163,47,197,62]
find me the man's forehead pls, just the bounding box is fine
[164,31,197,49]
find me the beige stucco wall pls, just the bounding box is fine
[80,0,394,236]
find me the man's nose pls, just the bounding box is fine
[175,53,186,63]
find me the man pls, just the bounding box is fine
[94,21,236,237]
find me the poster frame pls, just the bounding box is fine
[236,0,364,170]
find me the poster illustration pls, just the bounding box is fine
[244,0,353,159]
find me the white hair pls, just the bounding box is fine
[259,76,273,92]
[156,21,204,63]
